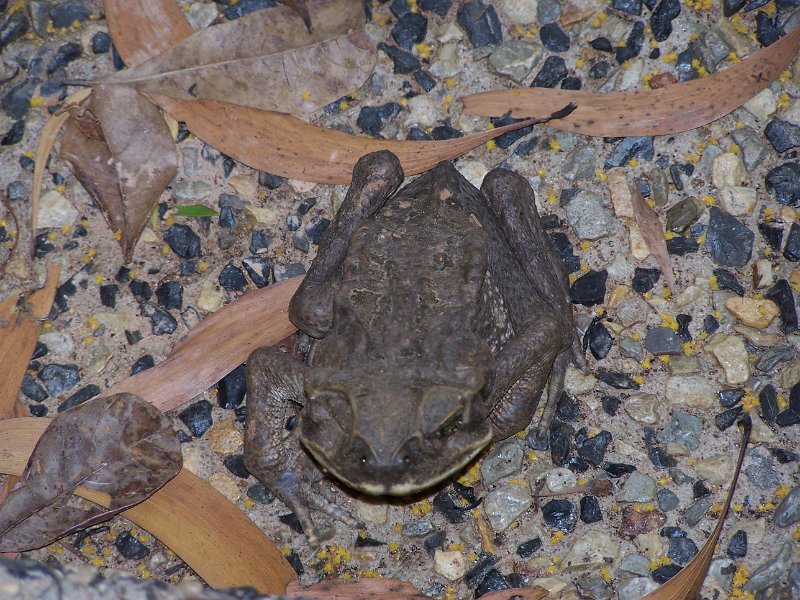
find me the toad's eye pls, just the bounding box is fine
[308,389,352,431]
[435,411,464,438]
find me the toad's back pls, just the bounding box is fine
[314,181,493,369]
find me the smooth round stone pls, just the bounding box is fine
[742,543,793,593]
[743,87,777,120]
[656,488,679,512]
[404,95,437,128]
[705,334,749,385]
[725,297,780,329]
[562,530,620,571]
[711,153,746,188]
[545,467,577,493]
[564,365,596,395]
[481,439,524,485]
[616,471,657,503]
[433,550,466,581]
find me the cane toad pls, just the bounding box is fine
[244,151,582,542]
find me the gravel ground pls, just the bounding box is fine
[1,0,800,598]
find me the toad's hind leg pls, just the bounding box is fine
[289,151,404,338]
[480,169,585,439]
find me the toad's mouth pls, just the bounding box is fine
[301,428,492,496]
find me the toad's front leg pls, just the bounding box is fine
[244,347,359,545]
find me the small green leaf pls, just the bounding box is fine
[175,204,218,217]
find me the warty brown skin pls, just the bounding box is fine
[244,150,582,543]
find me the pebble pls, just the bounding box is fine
[666,535,698,566]
[564,365,596,396]
[115,531,150,560]
[724,297,779,329]
[577,430,612,466]
[38,190,78,228]
[657,409,702,452]
[355,500,388,525]
[644,327,684,355]
[743,87,777,120]
[756,345,794,372]
[743,450,781,490]
[140,302,177,335]
[616,471,657,503]
[154,281,182,311]
[704,207,754,267]
[541,499,577,533]
[566,191,617,240]
[173,180,215,201]
[488,40,542,83]
[743,542,793,593]
[604,137,654,169]
[37,363,80,395]
[48,41,82,74]
[403,521,434,537]
[718,186,757,216]
[223,453,250,479]
[752,259,774,291]
[562,144,597,182]
[764,279,798,334]
[586,321,612,360]
[619,337,644,360]
[208,471,240,503]
[731,126,770,171]
[576,576,612,600]
[217,364,246,410]
[619,577,659,600]
[544,467,577,493]
[58,384,101,412]
[531,55,568,87]
[164,224,201,259]
[618,553,651,577]
[785,223,800,262]
[683,497,712,526]
[773,483,800,527]
[179,399,213,437]
[242,256,271,288]
[208,419,243,454]
[624,393,660,424]
[727,529,748,558]
[656,488,679,512]
[712,154,747,190]
[705,333,749,384]
[197,279,225,312]
[433,550,466,581]
[650,0,681,41]
[483,483,533,531]
[391,12,427,49]
[570,270,608,306]
[615,21,645,64]
[456,1,502,48]
[765,162,800,206]
[379,42,420,74]
[665,375,716,409]
[665,197,703,234]
[218,263,248,292]
[619,59,644,91]
[755,11,781,47]
[561,530,619,571]
[693,454,733,486]
[579,496,603,524]
[539,22,570,52]
[480,439,523,485]
[765,119,800,153]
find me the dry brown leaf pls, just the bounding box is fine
[104,275,300,412]
[0,263,60,557]
[60,86,177,261]
[30,88,92,255]
[461,25,800,136]
[277,0,312,31]
[98,0,374,115]
[0,394,181,551]
[103,0,551,184]
[642,416,751,599]
[286,579,548,599]
[629,179,675,294]
[0,417,296,593]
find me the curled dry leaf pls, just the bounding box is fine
[642,417,751,599]
[60,85,177,261]
[97,0,374,115]
[103,0,548,183]
[629,179,675,294]
[461,24,800,136]
[0,393,181,551]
